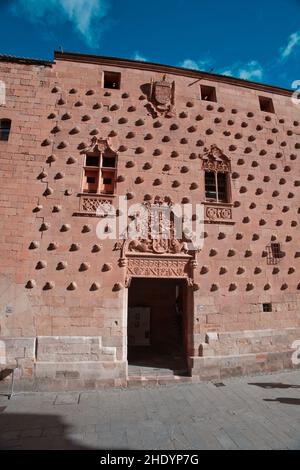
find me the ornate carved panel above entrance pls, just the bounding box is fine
[128,238,189,255]
[126,257,193,287]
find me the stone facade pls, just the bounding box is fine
[0,51,299,390]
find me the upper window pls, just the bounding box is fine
[202,145,231,204]
[103,71,121,90]
[259,96,275,113]
[200,85,217,102]
[205,171,229,203]
[0,119,11,141]
[82,151,117,195]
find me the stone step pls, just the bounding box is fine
[127,374,193,387]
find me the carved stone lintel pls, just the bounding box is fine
[206,205,232,221]
[84,137,117,156]
[201,145,231,172]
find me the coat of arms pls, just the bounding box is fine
[148,75,175,117]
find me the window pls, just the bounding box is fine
[259,96,275,113]
[0,119,11,141]
[205,171,229,203]
[271,243,281,259]
[102,156,116,168]
[266,242,282,265]
[82,151,117,195]
[103,71,121,90]
[86,176,96,184]
[200,85,217,102]
[263,303,272,312]
[86,155,100,167]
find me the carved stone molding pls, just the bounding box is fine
[128,238,189,255]
[125,256,195,287]
[73,194,114,217]
[146,75,176,117]
[205,205,232,222]
[200,145,231,172]
[83,137,117,156]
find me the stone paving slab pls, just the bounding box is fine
[0,369,300,449]
[54,393,80,405]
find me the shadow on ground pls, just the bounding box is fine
[248,382,300,389]
[0,412,94,450]
[263,398,300,406]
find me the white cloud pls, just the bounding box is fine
[217,60,264,82]
[12,0,109,47]
[179,58,214,71]
[280,30,300,60]
[179,57,264,82]
[221,69,233,77]
[237,60,264,81]
[133,52,147,62]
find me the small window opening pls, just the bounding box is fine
[266,242,282,265]
[86,155,100,167]
[259,96,275,113]
[200,85,217,102]
[271,243,281,258]
[263,303,272,312]
[0,119,11,141]
[104,71,121,90]
[102,156,116,168]
[83,169,99,193]
[86,176,96,184]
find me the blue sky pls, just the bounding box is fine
[0,0,300,89]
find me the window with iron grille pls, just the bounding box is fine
[263,303,272,312]
[266,242,282,264]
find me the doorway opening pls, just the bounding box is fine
[127,278,190,377]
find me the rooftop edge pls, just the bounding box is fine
[0,50,294,97]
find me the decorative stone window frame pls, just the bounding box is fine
[74,137,118,217]
[200,145,234,225]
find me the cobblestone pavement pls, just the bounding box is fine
[0,369,300,450]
